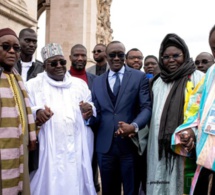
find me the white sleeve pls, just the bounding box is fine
[82,83,97,117]
[25,80,44,120]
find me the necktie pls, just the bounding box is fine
[113,72,120,96]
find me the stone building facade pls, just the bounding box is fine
[0,0,37,32]
[0,0,113,66]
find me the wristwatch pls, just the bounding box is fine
[131,122,139,133]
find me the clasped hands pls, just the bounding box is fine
[115,121,136,138]
[79,101,93,120]
[179,128,196,152]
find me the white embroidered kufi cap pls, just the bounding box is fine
[41,43,64,61]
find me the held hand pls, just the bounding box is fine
[179,128,196,152]
[114,121,136,137]
[28,140,37,151]
[36,105,54,126]
[128,133,136,138]
[79,101,93,120]
[44,105,53,115]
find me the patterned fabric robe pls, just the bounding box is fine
[0,68,36,195]
[172,64,215,195]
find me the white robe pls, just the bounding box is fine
[26,72,96,195]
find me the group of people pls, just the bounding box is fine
[0,24,215,195]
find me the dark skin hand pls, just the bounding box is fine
[28,140,37,151]
[179,128,196,152]
[79,101,93,120]
[36,105,54,126]
[115,121,136,138]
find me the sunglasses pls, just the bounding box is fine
[195,59,213,65]
[161,53,183,61]
[92,50,103,54]
[0,44,21,53]
[109,53,125,59]
[47,59,67,67]
[128,56,143,60]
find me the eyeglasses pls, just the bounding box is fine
[161,53,183,61]
[0,44,21,53]
[195,59,214,65]
[92,50,103,54]
[109,53,125,59]
[47,59,67,67]
[128,56,143,60]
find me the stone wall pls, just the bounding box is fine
[45,0,97,68]
[0,0,38,33]
[0,0,113,68]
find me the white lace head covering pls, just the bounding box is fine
[41,43,64,62]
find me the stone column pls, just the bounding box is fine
[96,0,113,45]
[45,0,97,67]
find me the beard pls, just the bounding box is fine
[72,62,86,70]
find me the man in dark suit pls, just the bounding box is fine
[91,41,151,195]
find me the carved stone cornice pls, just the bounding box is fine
[96,0,113,45]
[43,2,50,9]
[0,0,37,27]
[7,0,27,12]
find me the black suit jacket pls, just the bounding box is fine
[86,72,96,90]
[15,60,44,81]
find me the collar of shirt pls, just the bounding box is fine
[108,65,125,91]
[21,57,35,68]
[108,65,125,78]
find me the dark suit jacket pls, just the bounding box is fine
[68,70,96,91]
[86,72,96,90]
[15,60,44,81]
[91,65,151,154]
[87,63,109,75]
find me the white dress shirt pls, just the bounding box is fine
[108,65,125,93]
[21,59,34,82]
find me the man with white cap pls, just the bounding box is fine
[26,43,96,195]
